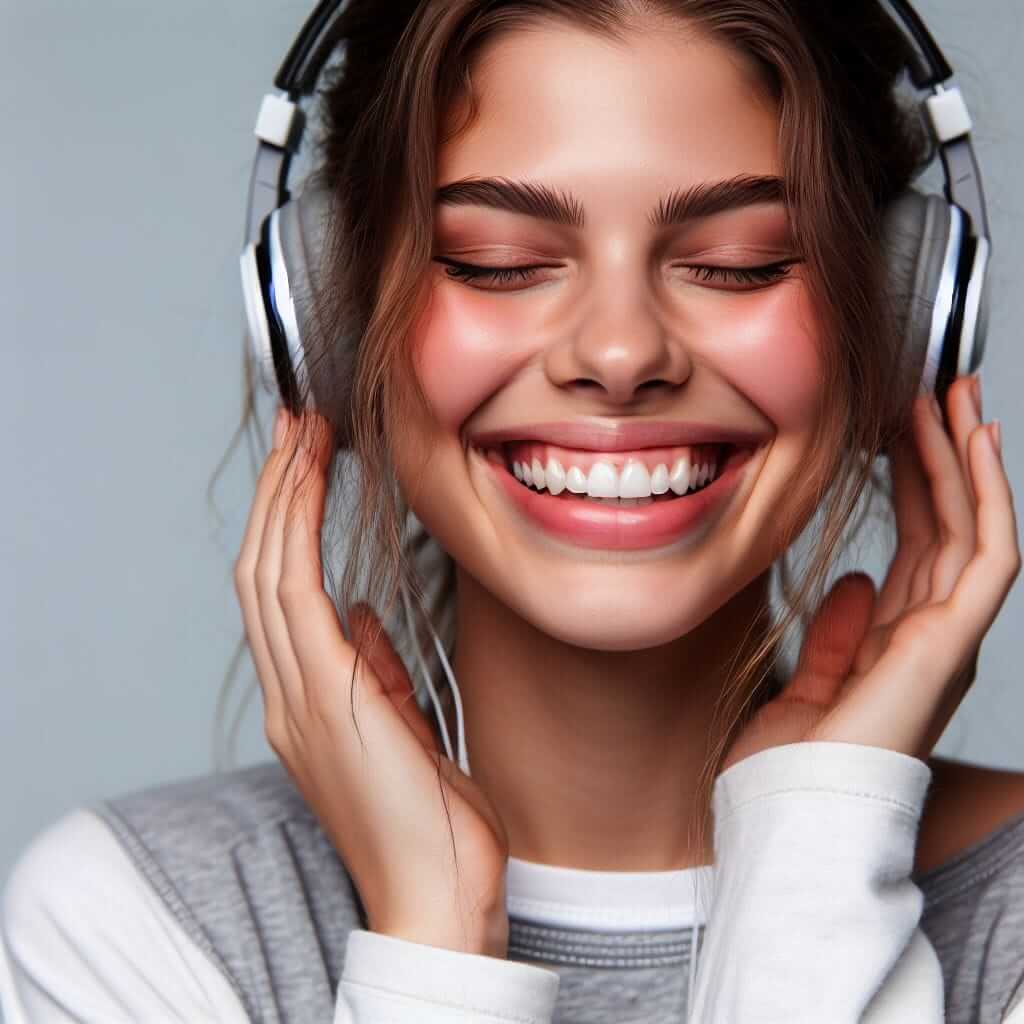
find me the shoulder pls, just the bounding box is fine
[97,758,317,851]
[915,755,1024,876]
[915,757,1024,1021]
[1,807,248,1020]
[2,764,362,1022]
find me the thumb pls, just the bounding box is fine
[786,572,876,707]
[348,602,442,754]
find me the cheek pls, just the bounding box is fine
[703,281,823,430]
[411,277,825,435]
[411,283,530,433]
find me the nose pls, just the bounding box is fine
[546,272,692,406]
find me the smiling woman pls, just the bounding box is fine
[2,2,1021,1024]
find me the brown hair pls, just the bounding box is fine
[211,0,933,899]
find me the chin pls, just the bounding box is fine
[500,568,743,652]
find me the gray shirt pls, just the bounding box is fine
[70,758,1024,1023]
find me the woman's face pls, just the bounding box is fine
[393,19,825,650]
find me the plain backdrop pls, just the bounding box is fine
[3,0,1023,884]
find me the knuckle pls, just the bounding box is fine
[277,576,307,610]
[1006,549,1022,581]
[983,545,1022,584]
[263,716,289,755]
[233,556,255,596]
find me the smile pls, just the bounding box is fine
[472,440,761,551]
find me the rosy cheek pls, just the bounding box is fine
[411,277,824,436]
[411,283,530,432]
[703,282,823,431]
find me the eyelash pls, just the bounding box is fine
[436,257,797,288]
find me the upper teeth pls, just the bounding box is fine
[512,454,717,498]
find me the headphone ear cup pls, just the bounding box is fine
[276,184,356,428]
[242,184,357,446]
[881,188,953,404]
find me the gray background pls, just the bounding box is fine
[2,0,1023,884]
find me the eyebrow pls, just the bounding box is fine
[434,173,785,229]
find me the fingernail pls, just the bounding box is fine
[971,374,983,418]
[989,420,1002,456]
[273,407,288,448]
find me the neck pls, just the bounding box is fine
[437,566,777,872]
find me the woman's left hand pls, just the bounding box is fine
[722,374,1020,773]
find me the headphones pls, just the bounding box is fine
[237,0,995,800]
[240,0,992,425]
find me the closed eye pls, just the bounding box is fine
[435,258,557,287]
[435,257,800,291]
[682,260,798,285]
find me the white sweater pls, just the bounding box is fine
[1,740,1013,1022]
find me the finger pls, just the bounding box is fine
[255,434,312,734]
[234,415,297,736]
[272,412,338,718]
[786,572,876,706]
[873,405,938,624]
[349,603,442,753]
[278,524,430,779]
[829,422,1016,758]
[913,387,977,602]
[273,418,402,745]
[946,421,1021,640]
[274,416,449,782]
[947,374,983,506]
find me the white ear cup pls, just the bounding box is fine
[238,185,358,428]
[881,187,988,400]
[959,234,990,376]
[240,239,275,394]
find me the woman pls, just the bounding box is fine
[1,2,1021,1022]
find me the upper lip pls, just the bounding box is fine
[468,420,769,452]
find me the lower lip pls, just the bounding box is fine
[481,446,757,551]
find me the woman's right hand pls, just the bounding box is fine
[233,406,511,957]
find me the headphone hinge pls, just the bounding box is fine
[254,92,304,152]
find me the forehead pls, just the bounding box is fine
[437,19,781,197]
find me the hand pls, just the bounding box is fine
[233,407,511,957]
[722,374,1020,773]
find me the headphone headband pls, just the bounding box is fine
[274,0,353,96]
[885,0,953,87]
[244,0,989,244]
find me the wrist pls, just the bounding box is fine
[378,913,509,959]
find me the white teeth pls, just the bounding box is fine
[668,456,691,495]
[509,449,724,499]
[586,461,618,498]
[617,459,651,499]
[566,465,588,494]
[545,457,566,495]
[531,457,546,490]
[649,463,669,495]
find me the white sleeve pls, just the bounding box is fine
[336,930,559,1023]
[686,740,944,1023]
[0,807,560,1024]
[0,808,250,1023]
